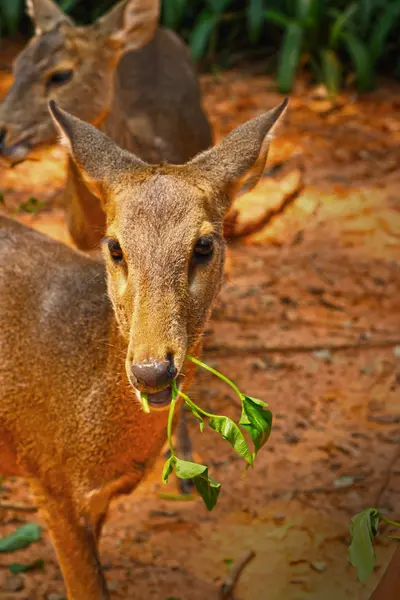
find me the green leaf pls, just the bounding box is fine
[174,458,208,480]
[208,415,253,465]
[9,559,45,574]
[207,0,232,14]
[185,399,205,432]
[16,197,45,214]
[239,395,272,457]
[320,49,342,96]
[341,31,374,91]
[348,508,381,583]
[247,0,265,43]
[0,523,41,553]
[295,0,314,22]
[161,0,187,30]
[329,3,358,48]
[369,2,400,66]
[1,0,23,35]
[189,9,219,62]
[174,459,221,511]
[277,21,303,93]
[264,9,292,29]
[162,456,176,484]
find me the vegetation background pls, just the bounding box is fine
[1,0,400,95]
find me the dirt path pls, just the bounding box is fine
[1,62,399,600]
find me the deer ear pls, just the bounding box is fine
[48,101,146,201]
[96,0,159,50]
[26,0,73,34]
[190,99,288,210]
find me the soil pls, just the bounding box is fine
[0,46,400,600]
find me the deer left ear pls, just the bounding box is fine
[48,101,147,203]
[96,0,159,50]
[189,99,288,211]
[26,0,73,34]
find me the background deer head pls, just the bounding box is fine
[0,0,158,161]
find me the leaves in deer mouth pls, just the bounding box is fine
[174,458,221,511]
[208,415,253,465]
[239,395,272,457]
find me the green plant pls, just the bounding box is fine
[141,355,273,511]
[348,507,400,583]
[264,0,400,94]
[0,523,41,552]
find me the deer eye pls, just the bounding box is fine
[193,236,214,264]
[47,69,73,87]
[107,239,124,264]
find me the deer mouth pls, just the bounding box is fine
[147,387,172,408]
[0,136,33,163]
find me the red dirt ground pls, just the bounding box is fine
[0,47,399,600]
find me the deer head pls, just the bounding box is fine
[49,99,287,407]
[0,0,158,161]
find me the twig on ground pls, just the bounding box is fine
[220,550,256,599]
[0,503,37,513]
[206,339,400,356]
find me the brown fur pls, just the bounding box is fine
[0,0,212,249]
[0,99,287,599]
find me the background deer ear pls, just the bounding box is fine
[190,99,288,211]
[48,101,146,202]
[96,0,159,50]
[26,0,73,34]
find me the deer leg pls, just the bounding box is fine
[36,492,109,600]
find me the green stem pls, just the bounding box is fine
[186,355,242,400]
[140,392,150,414]
[382,517,400,528]
[177,389,214,419]
[167,382,179,457]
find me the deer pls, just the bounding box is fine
[0,0,213,486]
[0,97,287,599]
[0,0,212,251]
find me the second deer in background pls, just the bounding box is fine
[0,0,213,250]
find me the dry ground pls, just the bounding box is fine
[0,50,400,600]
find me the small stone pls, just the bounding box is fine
[393,345,400,358]
[284,432,300,444]
[360,365,373,376]
[108,582,119,592]
[46,594,66,600]
[273,513,286,524]
[334,475,355,488]
[251,358,268,371]
[311,561,327,573]
[312,349,332,362]
[3,575,24,592]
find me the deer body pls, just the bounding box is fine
[0,100,286,599]
[0,217,175,598]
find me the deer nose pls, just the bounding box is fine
[131,356,177,390]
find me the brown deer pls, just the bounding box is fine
[0,98,287,599]
[0,0,212,250]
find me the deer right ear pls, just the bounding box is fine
[48,101,146,201]
[26,0,73,34]
[190,99,288,212]
[96,0,159,50]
